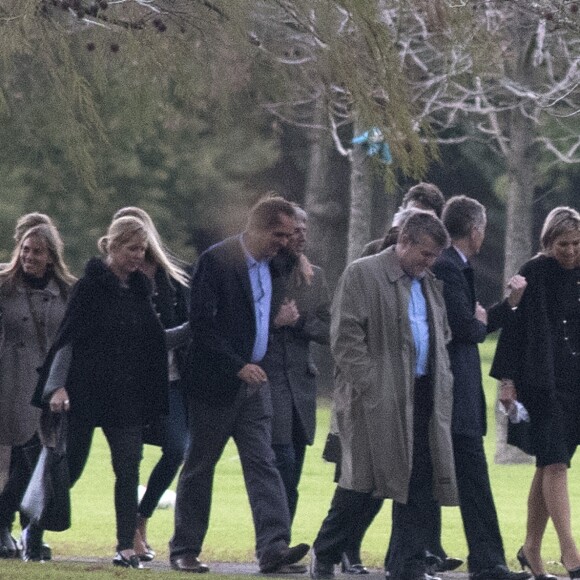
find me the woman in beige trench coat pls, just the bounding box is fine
[0,221,75,561]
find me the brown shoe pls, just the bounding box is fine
[170,554,210,573]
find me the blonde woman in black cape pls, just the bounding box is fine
[35,216,169,569]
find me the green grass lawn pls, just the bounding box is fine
[5,336,574,579]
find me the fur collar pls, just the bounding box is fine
[83,257,152,297]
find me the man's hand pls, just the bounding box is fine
[273,299,299,328]
[475,302,487,325]
[506,274,527,308]
[49,387,70,413]
[237,364,268,386]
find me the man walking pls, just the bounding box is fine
[169,196,309,574]
[311,211,458,580]
[431,196,529,580]
[263,204,330,523]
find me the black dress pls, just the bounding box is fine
[539,263,580,466]
[491,255,580,467]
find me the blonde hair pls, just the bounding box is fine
[113,207,189,287]
[13,213,55,243]
[98,216,149,258]
[0,224,76,296]
[540,206,580,253]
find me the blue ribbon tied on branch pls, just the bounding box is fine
[352,127,392,164]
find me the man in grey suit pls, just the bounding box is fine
[169,196,309,574]
[263,205,331,523]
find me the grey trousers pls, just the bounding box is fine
[169,384,291,563]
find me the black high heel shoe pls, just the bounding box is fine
[560,556,580,579]
[516,547,557,580]
[113,551,143,569]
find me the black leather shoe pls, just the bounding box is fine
[341,553,369,574]
[0,527,18,559]
[516,547,557,580]
[470,565,532,580]
[261,543,310,574]
[170,554,210,573]
[113,551,143,569]
[425,552,463,573]
[309,549,335,580]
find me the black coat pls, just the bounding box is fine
[262,263,330,445]
[185,235,286,405]
[433,247,515,437]
[491,255,569,414]
[34,258,168,426]
[152,266,189,376]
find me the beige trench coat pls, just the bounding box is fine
[0,280,68,446]
[331,247,458,506]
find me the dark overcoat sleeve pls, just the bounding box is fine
[432,258,486,344]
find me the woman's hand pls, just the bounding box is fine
[49,387,70,413]
[499,379,517,407]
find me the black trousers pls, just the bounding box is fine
[66,415,143,552]
[0,434,41,530]
[384,380,439,580]
[314,378,437,578]
[272,407,308,524]
[451,433,506,572]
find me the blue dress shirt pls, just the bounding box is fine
[241,236,272,363]
[409,278,429,377]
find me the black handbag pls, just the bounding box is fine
[21,413,71,532]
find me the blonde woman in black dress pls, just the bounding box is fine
[492,207,580,580]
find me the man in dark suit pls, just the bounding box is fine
[262,205,330,524]
[169,196,309,574]
[431,196,528,580]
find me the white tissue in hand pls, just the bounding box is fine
[498,401,530,423]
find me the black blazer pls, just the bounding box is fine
[433,246,514,437]
[185,235,287,405]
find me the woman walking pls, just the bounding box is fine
[492,207,580,580]
[35,216,169,569]
[0,222,75,561]
[113,206,190,561]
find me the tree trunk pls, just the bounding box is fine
[347,130,372,264]
[502,116,536,285]
[302,105,348,396]
[302,111,348,290]
[495,109,536,465]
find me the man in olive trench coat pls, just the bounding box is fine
[310,211,458,580]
